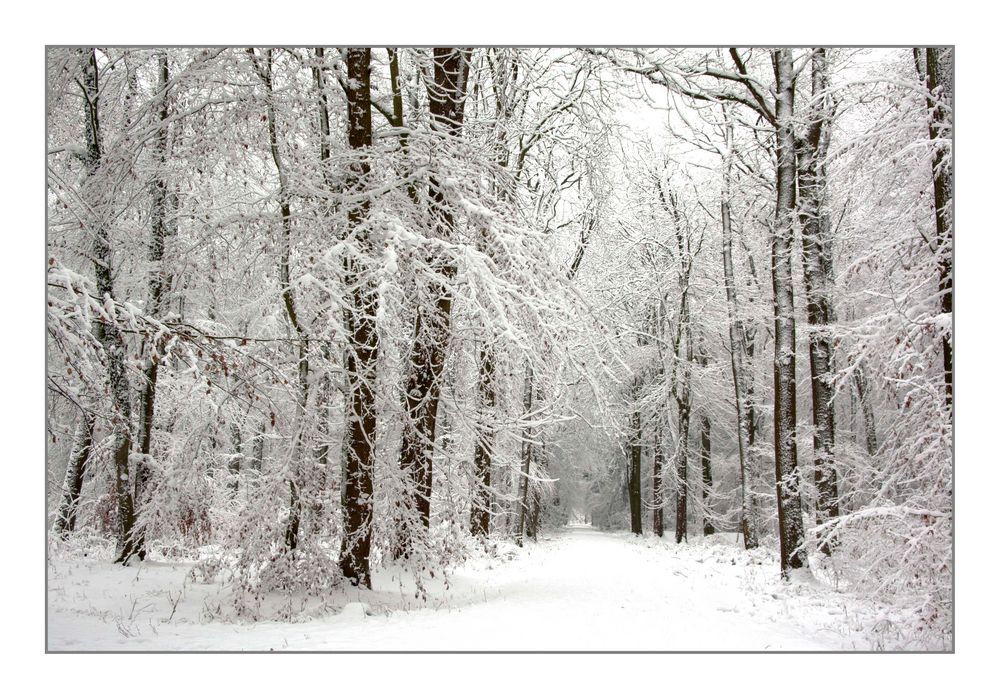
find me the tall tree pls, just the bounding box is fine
[771,49,808,576]
[651,421,665,537]
[796,48,840,548]
[134,50,173,560]
[697,344,714,536]
[470,342,496,538]
[662,184,694,545]
[79,48,139,564]
[628,381,644,535]
[515,365,534,546]
[247,48,310,552]
[720,108,761,549]
[339,47,378,587]
[397,48,472,555]
[914,47,954,409]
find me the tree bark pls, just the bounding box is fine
[515,364,534,546]
[54,412,95,537]
[853,363,879,457]
[674,385,691,544]
[338,47,378,588]
[915,48,954,409]
[629,390,643,535]
[79,48,138,564]
[248,48,310,553]
[771,49,808,577]
[651,419,664,537]
[720,106,761,550]
[697,346,714,536]
[796,48,840,549]
[397,48,471,556]
[664,186,692,545]
[134,50,173,560]
[470,343,495,538]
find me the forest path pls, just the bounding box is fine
[327,524,840,651]
[49,524,879,650]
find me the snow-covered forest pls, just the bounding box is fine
[45,46,953,651]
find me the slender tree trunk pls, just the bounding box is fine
[470,343,495,538]
[699,415,713,536]
[249,421,266,472]
[228,422,242,494]
[629,390,643,535]
[674,388,690,544]
[134,50,173,561]
[651,419,664,537]
[915,48,954,409]
[397,48,471,556]
[249,49,310,553]
[796,48,840,551]
[515,364,533,546]
[853,363,879,457]
[698,344,714,536]
[79,49,138,564]
[338,48,378,588]
[771,49,808,577]
[54,412,95,537]
[664,186,692,545]
[720,109,760,550]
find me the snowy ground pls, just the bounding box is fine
[48,525,922,651]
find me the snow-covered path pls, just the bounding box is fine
[48,525,892,651]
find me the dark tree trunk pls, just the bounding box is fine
[698,346,714,537]
[249,421,266,472]
[629,394,643,535]
[396,49,471,556]
[515,364,533,546]
[134,50,173,561]
[674,395,690,544]
[651,421,664,537]
[470,343,496,538]
[54,412,95,537]
[79,49,137,565]
[796,48,840,550]
[663,185,692,546]
[228,422,242,494]
[771,49,808,577]
[699,415,713,536]
[853,364,879,457]
[338,48,378,588]
[722,203,761,548]
[915,48,954,409]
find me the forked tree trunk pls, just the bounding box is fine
[54,412,95,537]
[79,48,138,565]
[339,48,378,588]
[720,109,761,550]
[663,186,692,546]
[771,49,808,577]
[397,48,471,556]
